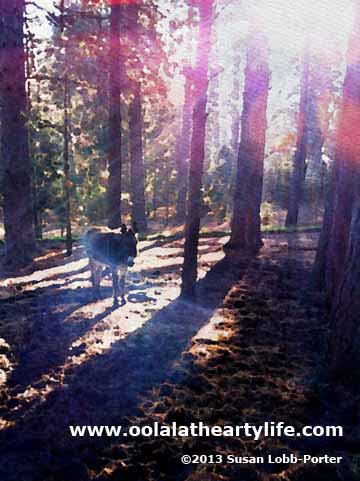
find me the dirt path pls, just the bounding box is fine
[0,233,356,481]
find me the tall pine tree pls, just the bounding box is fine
[181,0,214,299]
[225,29,270,254]
[0,0,36,264]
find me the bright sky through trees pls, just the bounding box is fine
[30,0,355,52]
[255,0,354,55]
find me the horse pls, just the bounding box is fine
[85,224,138,306]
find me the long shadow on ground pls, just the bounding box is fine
[97,247,345,481]
[0,255,247,481]
[3,259,182,393]
[3,286,105,392]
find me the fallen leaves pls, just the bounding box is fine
[0,233,351,481]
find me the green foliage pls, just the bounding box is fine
[24,0,175,231]
[204,145,234,221]
[2,0,347,237]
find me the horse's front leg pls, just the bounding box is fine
[111,267,120,307]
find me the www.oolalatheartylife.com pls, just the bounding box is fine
[226,454,342,464]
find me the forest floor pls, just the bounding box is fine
[0,231,359,481]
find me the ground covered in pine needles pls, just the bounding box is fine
[0,232,359,481]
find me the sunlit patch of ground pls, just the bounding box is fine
[85,232,355,481]
[1,231,350,481]
[0,235,228,423]
[1,247,87,287]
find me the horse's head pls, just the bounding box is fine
[121,226,138,267]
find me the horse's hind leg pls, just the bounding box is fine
[119,265,128,304]
[90,260,102,299]
[111,267,120,306]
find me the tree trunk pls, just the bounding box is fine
[0,0,36,264]
[165,167,171,227]
[225,30,270,254]
[152,174,159,218]
[63,79,73,255]
[312,164,336,290]
[33,202,43,239]
[25,27,42,240]
[328,204,360,383]
[176,67,192,222]
[228,50,242,217]
[324,7,360,384]
[107,1,122,229]
[325,160,356,299]
[231,52,241,157]
[129,81,147,232]
[181,0,214,299]
[60,0,72,255]
[323,9,360,296]
[285,49,310,227]
[206,66,220,168]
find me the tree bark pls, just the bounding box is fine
[325,6,360,384]
[328,204,360,383]
[225,30,270,254]
[285,48,310,227]
[0,0,36,264]
[176,67,192,222]
[206,66,220,168]
[228,50,242,217]
[25,25,42,240]
[181,0,214,299]
[33,206,43,239]
[323,9,360,296]
[129,81,147,232]
[312,164,336,290]
[107,1,122,229]
[231,52,241,158]
[63,78,73,255]
[60,0,72,256]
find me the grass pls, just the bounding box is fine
[145,224,321,243]
[1,225,322,247]
[263,224,321,234]
[37,235,81,242]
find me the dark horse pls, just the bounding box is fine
[85,225,138,306]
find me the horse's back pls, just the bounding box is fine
[85,228,125,266]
